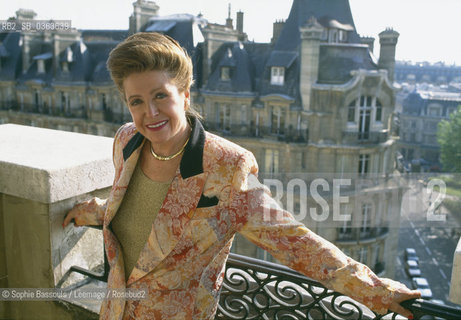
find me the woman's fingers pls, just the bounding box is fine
[388,288,421,319]
[62,203,84,227]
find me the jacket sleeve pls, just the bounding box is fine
[231,151,398,315]
[70,125,126,226]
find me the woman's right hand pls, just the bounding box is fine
[62,201,87,227]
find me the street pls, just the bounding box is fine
[395,177,460,306]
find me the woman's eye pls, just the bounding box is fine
[129,99,143,106]
[155,93,167,99]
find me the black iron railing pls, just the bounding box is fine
[217,253,461,320]
[63,229,461,320]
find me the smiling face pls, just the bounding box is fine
[123,70,190,156]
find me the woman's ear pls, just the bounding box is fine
[184,89,191,110]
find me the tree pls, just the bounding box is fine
[437,105,461,172]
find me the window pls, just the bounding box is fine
[359,246,368,264]
[271,67,285,85]
[241,105,247,124]
[221,67,231,81]
[219,104,231,132]
[361,203,372,234]
[339,30,347,42]
[358,96,372,140]
[271,106,285,135]
[348,101,356,122]
[358,154,369,175]
[264,149,279,174]
[101,93,107,111]
[375,100,382,122]
[428,106,441,117]
[37,60,45,74]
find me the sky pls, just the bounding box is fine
[2,0,461,65]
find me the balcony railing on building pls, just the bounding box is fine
[203,121,308,143]
[342,130,389,144]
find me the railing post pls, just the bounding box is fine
[0,124,114,319]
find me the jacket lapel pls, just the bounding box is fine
[104,137,145,226]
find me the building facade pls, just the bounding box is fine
[399,90,461,168]
[0,0,403,277]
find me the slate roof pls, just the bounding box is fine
[318,44,377,84]
[403,90,461,116]
[202,42,271,96]
[274,0,360,52]
[0,32,22,81]
[85,41,119,84]
[18,42,54,85]
[81,30,128,42]
[144,14,206,55]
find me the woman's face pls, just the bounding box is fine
[123,70,190,155]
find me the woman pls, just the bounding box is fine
[63,32,420,319]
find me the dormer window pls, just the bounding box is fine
[37,60,45,74]
[271,67,284,86]
[339,30,348,42]
[221,67,231,81]
[62,61,69,73]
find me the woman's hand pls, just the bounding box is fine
[62,201,88,227]
[386,280,421,319]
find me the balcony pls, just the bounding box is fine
[342,130,389,145]
[337,227,389,244]
[1,124,460,319]
[203,121,308,143]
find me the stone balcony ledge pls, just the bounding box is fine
[0,124,113,319]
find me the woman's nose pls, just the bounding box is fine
[146,102,159,116]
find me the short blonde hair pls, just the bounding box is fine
[107,32,193,99]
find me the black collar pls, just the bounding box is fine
[122,116,205,178]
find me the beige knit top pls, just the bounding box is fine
[111,163,171,281]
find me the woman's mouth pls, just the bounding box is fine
[146,120,168,131]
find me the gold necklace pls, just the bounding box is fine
[150,136,190,161]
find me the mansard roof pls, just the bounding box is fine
[85,41,118,83]
[0,32,22,81]
[318,44,378,84]
[403,90,461,116]
[203,42,271,95]
[144,14,206,54]
[274,0,360,52]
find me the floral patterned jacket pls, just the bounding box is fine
[77,117,399,320]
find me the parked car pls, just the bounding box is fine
[412,277,433,299]
[404,248,419,262]
[405,259,422,277]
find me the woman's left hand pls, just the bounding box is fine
[387,281,421,319]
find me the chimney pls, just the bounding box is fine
[15,8,37,20]
[299,16,323,111]
[236,11,244,33]
[360,36,375,54]
[271,20,285,44]
[378,28,399,82]
[226,3,233,29]
[129,0,159,34]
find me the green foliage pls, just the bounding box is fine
[437,105,461,172]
